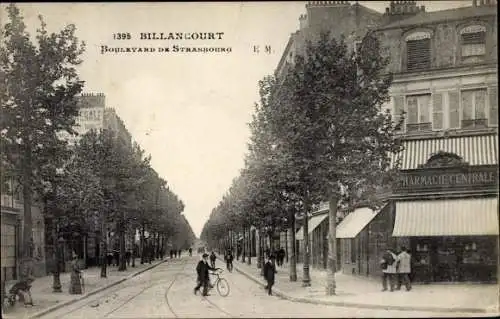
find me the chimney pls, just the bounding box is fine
[384,1,421,23]
[299,14,308,29]
[306,1,351,8]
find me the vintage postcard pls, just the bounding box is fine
[1,1,498,318]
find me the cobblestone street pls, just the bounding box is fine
[5,257,489,318]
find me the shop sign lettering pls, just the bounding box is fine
[395,165,498,193]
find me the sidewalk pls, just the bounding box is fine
[232,257,499,314]
[2,258,167,319]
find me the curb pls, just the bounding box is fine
[233,262,493,314]
[28,259,168,319]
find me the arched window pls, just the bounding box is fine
[460,25,486,58]
[405,31,432,71]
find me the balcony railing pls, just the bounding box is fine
[461,119,488,129]
[406,122,432,133]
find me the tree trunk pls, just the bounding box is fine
[140,223,145,264]
[100,217,107,278]
[302,201,311,287]
[326,195,340,295]
[156,233,160,259]
[118,218,126,271]
[259,229,264,276]
[21,140,34,281]
[288,212,297,281]
[246,228,251,265]
[131,231,136,267]
[285,229,288,263]
[52,218,62,292]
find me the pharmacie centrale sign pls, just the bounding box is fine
[395,165,498,193]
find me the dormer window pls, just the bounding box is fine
[405,31,432,71]
[460,25,486,58]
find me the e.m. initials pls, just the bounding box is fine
[253,45,272,54]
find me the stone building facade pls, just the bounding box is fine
[275,1,498,283]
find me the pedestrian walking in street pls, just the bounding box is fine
[69,253,83,295]
[174,249,177,258]
[194,253,218,296]
[396,246,412,291]
[209,251,217,268]
[380,249,398,292]
[178,249,182,257]
[107,251,113,266]
[263,255,277,296]
[125,250,131,266]
[189,248,193,256]
[113,250,119,267]
[278,248,285,267]
[224,249,234,272]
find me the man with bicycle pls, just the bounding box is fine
[194,253,219,296]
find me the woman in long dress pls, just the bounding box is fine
[69,253,82,294]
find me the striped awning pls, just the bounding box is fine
[295,213,328,241]
[336,207,380,239]
[392,198,499,237]
[391,134,498,170]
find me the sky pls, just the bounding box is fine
[1,1,471,237]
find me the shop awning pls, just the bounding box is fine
[390,134,498,169]
[336,207,380,239]
[295,213,328,241]
[393,198,499,237]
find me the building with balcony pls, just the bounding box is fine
[273,1,498,283]
[331,0,498,283]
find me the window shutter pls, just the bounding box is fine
[407,38,431,71]
[461,32,486,45]
[393,96,405,131]
[489,87,498,126]
[448,91,460,129]
[432,93,443,130]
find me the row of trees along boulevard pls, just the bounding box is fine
[200,31,404,295]
[0,3,195,298]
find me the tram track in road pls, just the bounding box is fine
[163,260,190,318]
[103,259,190,318]
[48,260,187,319]
[163,259,234,318]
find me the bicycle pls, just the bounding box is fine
[208,269,230,297]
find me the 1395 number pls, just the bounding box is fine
[113,33,131,40]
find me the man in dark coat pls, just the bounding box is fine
[263,255,277,296]
[194,253,218,296]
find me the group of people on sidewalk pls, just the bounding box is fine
[380,246,412,292]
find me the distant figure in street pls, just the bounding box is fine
[189,248,193,256]
[263,255,277,296]
[173,250,177,258]
[194,253,218,296]
[224,249,234,272]
[396,247,412,291]
[170,249,174,259]
[107,251,113,266]
[125,250,132,266]
[380,249,398,292]
[113,250,119,266]
[278,248,285,267]
[178,249,182,257]
[209,251,217,268]
[69,254,83,295]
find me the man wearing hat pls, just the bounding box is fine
[194,253,219,296]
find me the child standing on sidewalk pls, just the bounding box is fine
[263,255,277,296]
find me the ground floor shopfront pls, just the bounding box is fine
[318,135,500,283]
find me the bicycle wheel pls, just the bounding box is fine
[216,278,230,297]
